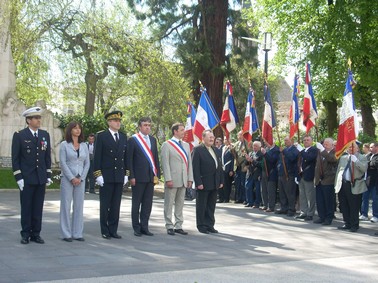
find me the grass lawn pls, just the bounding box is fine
[0,168,60,189]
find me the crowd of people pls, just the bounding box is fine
[11,107,378,245]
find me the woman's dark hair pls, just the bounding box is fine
[65,121,85,143]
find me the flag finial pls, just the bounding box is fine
[348,58,352,69]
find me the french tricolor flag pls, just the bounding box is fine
[193,86,220,140]
[302,63,318,134]
[183,102,199,151]
[261,84,276,147]
[242,87,259,142]
[289,74,300,139]
[220,81,239,139]
[335,68,359,159]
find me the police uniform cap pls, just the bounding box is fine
[22,107,43,118]
[105,110,123,121]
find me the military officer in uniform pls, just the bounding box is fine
[94,111,128,239]
[12,107,52,244]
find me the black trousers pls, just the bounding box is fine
[219,171,233,202]
[20,184,46,238]
[131,182,154,232]
[196,189,217,231]
[338,181,362,229]
[99,182,123,235]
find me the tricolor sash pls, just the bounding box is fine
[167,140,189,171]
[133,134,158,176]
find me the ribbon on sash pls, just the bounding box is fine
[167,140,188,171]
[133,133,158,176]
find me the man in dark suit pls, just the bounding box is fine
[192,129,224,234]
[261,143,280,212]
[94,111,128,239]
[245,141,263,208]
[12,107,52,244]
[86,133,96,194]
[219,137,234,203]
[275,136,299,217]
[127,117,160,237]
[296,135,318,221]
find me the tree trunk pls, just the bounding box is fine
[85,71,96,116]
[358,86,376,139]
[323,99,338,137]
[199,0,228,138]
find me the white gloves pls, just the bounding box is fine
[123,176,129,185]
[350,155,358,163]
[46,178,53,186]
[296,144,304,151]
[17,179,24,191]
[294,177,299,185]
[316,142,325,152]
[96,176,104,187]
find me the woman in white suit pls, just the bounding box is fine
[59,122,90,242]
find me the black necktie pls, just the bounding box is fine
[34,132,38,141]
[114,133,119,143]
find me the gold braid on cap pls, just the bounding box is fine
[107,113,122,120]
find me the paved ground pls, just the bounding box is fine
[1,189,378,283]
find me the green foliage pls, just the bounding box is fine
[55,113,108,138]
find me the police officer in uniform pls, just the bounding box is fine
[94,111,128,239]
[12,107,52,244]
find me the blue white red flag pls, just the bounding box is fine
[220,81,239,139]
[335,68,359,159]
[302,63,318,133]
[183,102,199,151]
[261,84,276,146]
[242,87,259,142]
[193,86,220,140]
[289,74,300,139]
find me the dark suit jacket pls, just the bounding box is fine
[221,145,234,173]
[278,145,299,177]
[192,144,224,190]
[298,146,318,182]
[12,128,52,185]
[127,134,160,183]
[366,153,378,187]
[248,150,263,180]
[264,145,280,182]
[93,130,127,183]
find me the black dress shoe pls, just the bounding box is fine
[349,227,359,232]
[141,230,154,236]
[244,203,252,207]
[134,231,142,237]
[30,236,45,244]
[322,220,332,225]
[63,237,73,242]
[234,200,243,204]
[313,218,324,224]
[337,225,351,230]
[208,228,218,233]
[110,233,122,239]
[74,237,85,241]
[275,210,288,214]
[304,216,313,221]
[198,229,209,234]
[295,214,306,220]
[174,229,188,235]
[20,237,29,244]
[102,234,111,239]
[217,200,224,203]
[167,229,175,235]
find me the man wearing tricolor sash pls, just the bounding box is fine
[161,123,193,236]
[127,117,160,237]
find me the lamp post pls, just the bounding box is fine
[262,32,272,78]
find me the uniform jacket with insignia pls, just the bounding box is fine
[12,128,52,185]
[93,130,127,183]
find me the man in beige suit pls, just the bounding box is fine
[161,123,193,236]
[335,141,368,232]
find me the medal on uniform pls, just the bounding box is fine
[41,137,48,151]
